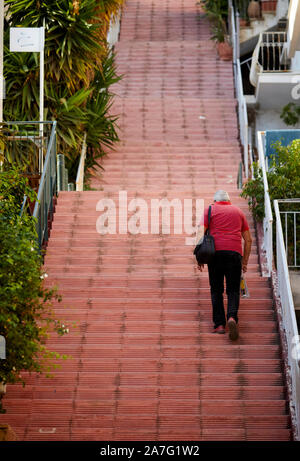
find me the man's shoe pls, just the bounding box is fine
[213,325,226,334]
[228,317,239,341]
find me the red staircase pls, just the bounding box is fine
[0,0,292,440]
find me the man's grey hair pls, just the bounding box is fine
[214,190,230,202]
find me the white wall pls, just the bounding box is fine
[253,109,300,147]
[276,0,290,20]
[291,51,300,71]
[287,0,300,58]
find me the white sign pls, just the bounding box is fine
[10,27,44,52]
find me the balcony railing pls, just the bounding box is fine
[250,30,290,86]
[259,31,289,72]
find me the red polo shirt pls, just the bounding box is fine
[202,202,249,256]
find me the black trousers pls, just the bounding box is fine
[207,250,242,329]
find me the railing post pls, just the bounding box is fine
[76,132,87,192]
[257,131,273,277]
[236,10,240,60]
[64,166,68,191]
[57,153,65,192]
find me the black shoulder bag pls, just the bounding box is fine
[193,205,215,265]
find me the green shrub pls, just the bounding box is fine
[240,161,265,221]
[241,139,300,220]
[280,103,300,126]
[242,140,300,267]
[0,167,69,387]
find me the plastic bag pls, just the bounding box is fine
[240,275,250,298]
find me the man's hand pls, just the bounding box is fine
[197,264,204,272]
[242,229,252,275]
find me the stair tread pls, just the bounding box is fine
[2,0,292,441]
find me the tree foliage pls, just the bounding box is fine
[241,139,300,221]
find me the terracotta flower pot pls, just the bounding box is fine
[217,42,233,61]
[248,1,261,18]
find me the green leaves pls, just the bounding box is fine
[241,162,265,221]
[201,0,229,43]
[4,45,40,120]
[0,167,69,386]
[280,103,300,127]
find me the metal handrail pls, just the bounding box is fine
[2,121,57,249]
[274,198,300,439]
[19,194,28,217]
[32,121,57,249]
[228,0,250,179]
[257,130,273,277]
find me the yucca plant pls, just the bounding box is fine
[65,50,122,177]
[4,44,39,121]
[6,0,105,90]
[4,0,124,178]
[85,51,121,150]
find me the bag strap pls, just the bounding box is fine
[206,205,212,235]
[208,205,212,226]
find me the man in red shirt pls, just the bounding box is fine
[197,190,252,340]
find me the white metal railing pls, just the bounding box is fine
[75,132,87,192]
[228,0,250,179]
[279,200,300,269]
[248,126,254,177]
[274,199,300,439]
[257,131,273,276]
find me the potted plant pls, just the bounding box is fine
[233,0,250,26]
[201,0,233,61]
[248,0,261,18]
[212,17,233,61]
